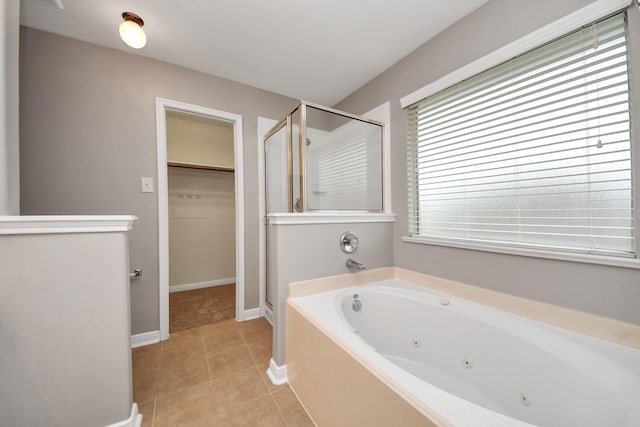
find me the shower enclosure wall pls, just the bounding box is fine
[263,101,384,308]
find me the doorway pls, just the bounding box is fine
[156,98,245,340]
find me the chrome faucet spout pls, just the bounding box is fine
[346,258,366,271]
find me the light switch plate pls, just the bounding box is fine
[141,177,154,193]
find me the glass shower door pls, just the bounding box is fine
[264,121,289,308]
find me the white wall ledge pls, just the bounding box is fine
[268,212,396,225]
[0,215,137,235]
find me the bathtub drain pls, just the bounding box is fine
[520,393,531,407]
[411,339,421,348]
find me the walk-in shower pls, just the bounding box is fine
[263,101,384,308]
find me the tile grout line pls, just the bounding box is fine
[269,390,291,427]
[202,333,214,384]
[240,324,275,392]
[199,333,219,422]
[150,399,156,427]
[238,321,286,413]
[238,324,262,367]
[151,344,162,427]
[243,321,290,425]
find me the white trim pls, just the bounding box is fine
[131,330,161,348]
[268,212,396,225]
[156,97,245,341]
[400,0,632,108]
[105,403,141,427]
[258,117,278,319]
[362,102,392,214]
[0,215,137,235]
[266,358,288,385]
[402,236,640,269]
[169,277,235,293]
[243,307,261,320]
[264,305,273,325]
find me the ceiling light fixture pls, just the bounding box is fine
[119,12,146,49]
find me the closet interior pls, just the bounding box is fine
[166,111,236,332]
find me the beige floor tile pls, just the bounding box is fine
[138,401,155,427]
[162,327,203,352]
[154,382,215,427]
[207,342,255,378]
[238,317,271,331]
[132,343,161,375]
[133,369,159,404]
[246,336,273,365]
[273,387,315,427]
[133,315,281,426]
[211,366,269,413]
[199,319,239,337]
[204,329,244,352]
[160,339,206,369]
[157,357,210,397]
[238,318,272,341]
[210,395,287,427]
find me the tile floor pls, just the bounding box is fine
[133,318,314,426]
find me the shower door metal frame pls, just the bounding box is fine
[264,100,386,214]
[263,118,290,310]
[300,100,385,214]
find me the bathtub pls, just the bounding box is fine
[286,277,640,427]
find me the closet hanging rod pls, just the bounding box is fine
[167,162,234,173]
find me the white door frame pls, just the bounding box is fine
[156,97,245,340]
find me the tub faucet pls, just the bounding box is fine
[346,258,366,272]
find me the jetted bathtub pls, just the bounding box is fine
[287,279,640,427]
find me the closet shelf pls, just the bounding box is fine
[168,162,234,173]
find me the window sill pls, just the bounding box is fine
[401,236,640,270]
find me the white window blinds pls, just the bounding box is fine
[406,12,634,257]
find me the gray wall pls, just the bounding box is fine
[270,221,394,365]
[0,230,132,426]
[336,0,640,325]
[19,27,297,334]
[0,0,20,215]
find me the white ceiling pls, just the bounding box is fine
[20,0,489,106]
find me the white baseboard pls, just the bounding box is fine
[131,330,161,348]
[169,277,235,293]
[243,307,261,320]
[264,305,273,325]
[105,403,141,427]
[266,358,288,385]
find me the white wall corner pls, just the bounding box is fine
[105,403,141,427]
[243,307,261,321]
[131,330,161,348]
[264,305,274,325]
[266,358,288,385]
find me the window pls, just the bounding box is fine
[406,12,634,259]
